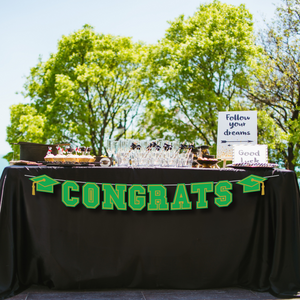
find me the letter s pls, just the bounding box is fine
[214,181,232,207]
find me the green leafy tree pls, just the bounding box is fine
[4,104,46,161]
[138,0,261,148]
[21,24,148,155]
[257,110,288,166]
[246,0,300,170]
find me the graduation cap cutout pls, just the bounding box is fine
[236,175,267,195]
[29,175,61,195]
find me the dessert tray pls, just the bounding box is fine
[227,163,279,169]
[10,160,42,166]
[38,158,111,167]
[196,158,220,169]
[39,161,92,166]
[197,158,219,165]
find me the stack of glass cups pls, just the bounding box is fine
[104,138,195,168]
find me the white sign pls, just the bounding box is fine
[233,145,268,164]
[217,111,257,160]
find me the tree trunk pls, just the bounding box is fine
[286,143,295,171]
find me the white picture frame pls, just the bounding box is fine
[233,145,268,164]
[217,111,257,160]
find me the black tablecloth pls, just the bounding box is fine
[0,166,300,299]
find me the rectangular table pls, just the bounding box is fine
[0,165,300,299]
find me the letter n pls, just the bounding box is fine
[102,184,127,210]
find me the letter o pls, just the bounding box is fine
[82,183,100,209]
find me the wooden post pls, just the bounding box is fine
[223,159,227,168]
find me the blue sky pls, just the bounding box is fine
[0,0,280,172]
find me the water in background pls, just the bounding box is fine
[0,156,9,177]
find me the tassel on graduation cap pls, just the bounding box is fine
[32,179,46,196]
[251,178,265,195]
[236,175,267,196]
[30,175,61,196]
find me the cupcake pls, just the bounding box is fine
[64,148,76,164]
[72,148,80,164]
[54,146,65,163]
[86,147,95,163]
[78,146,89,163]
[44,147,55,162]
[89,156,96,163]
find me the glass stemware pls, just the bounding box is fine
[105,139,114,157]
[103,138,195,168]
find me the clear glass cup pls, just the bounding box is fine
[116,151,130,166]
[105,139,114,157]
[184,153,194,168]
[110,141,119,166]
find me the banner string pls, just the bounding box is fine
[24,174,280,187]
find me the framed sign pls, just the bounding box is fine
[233,145,268,164]
[217,111,257,160]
